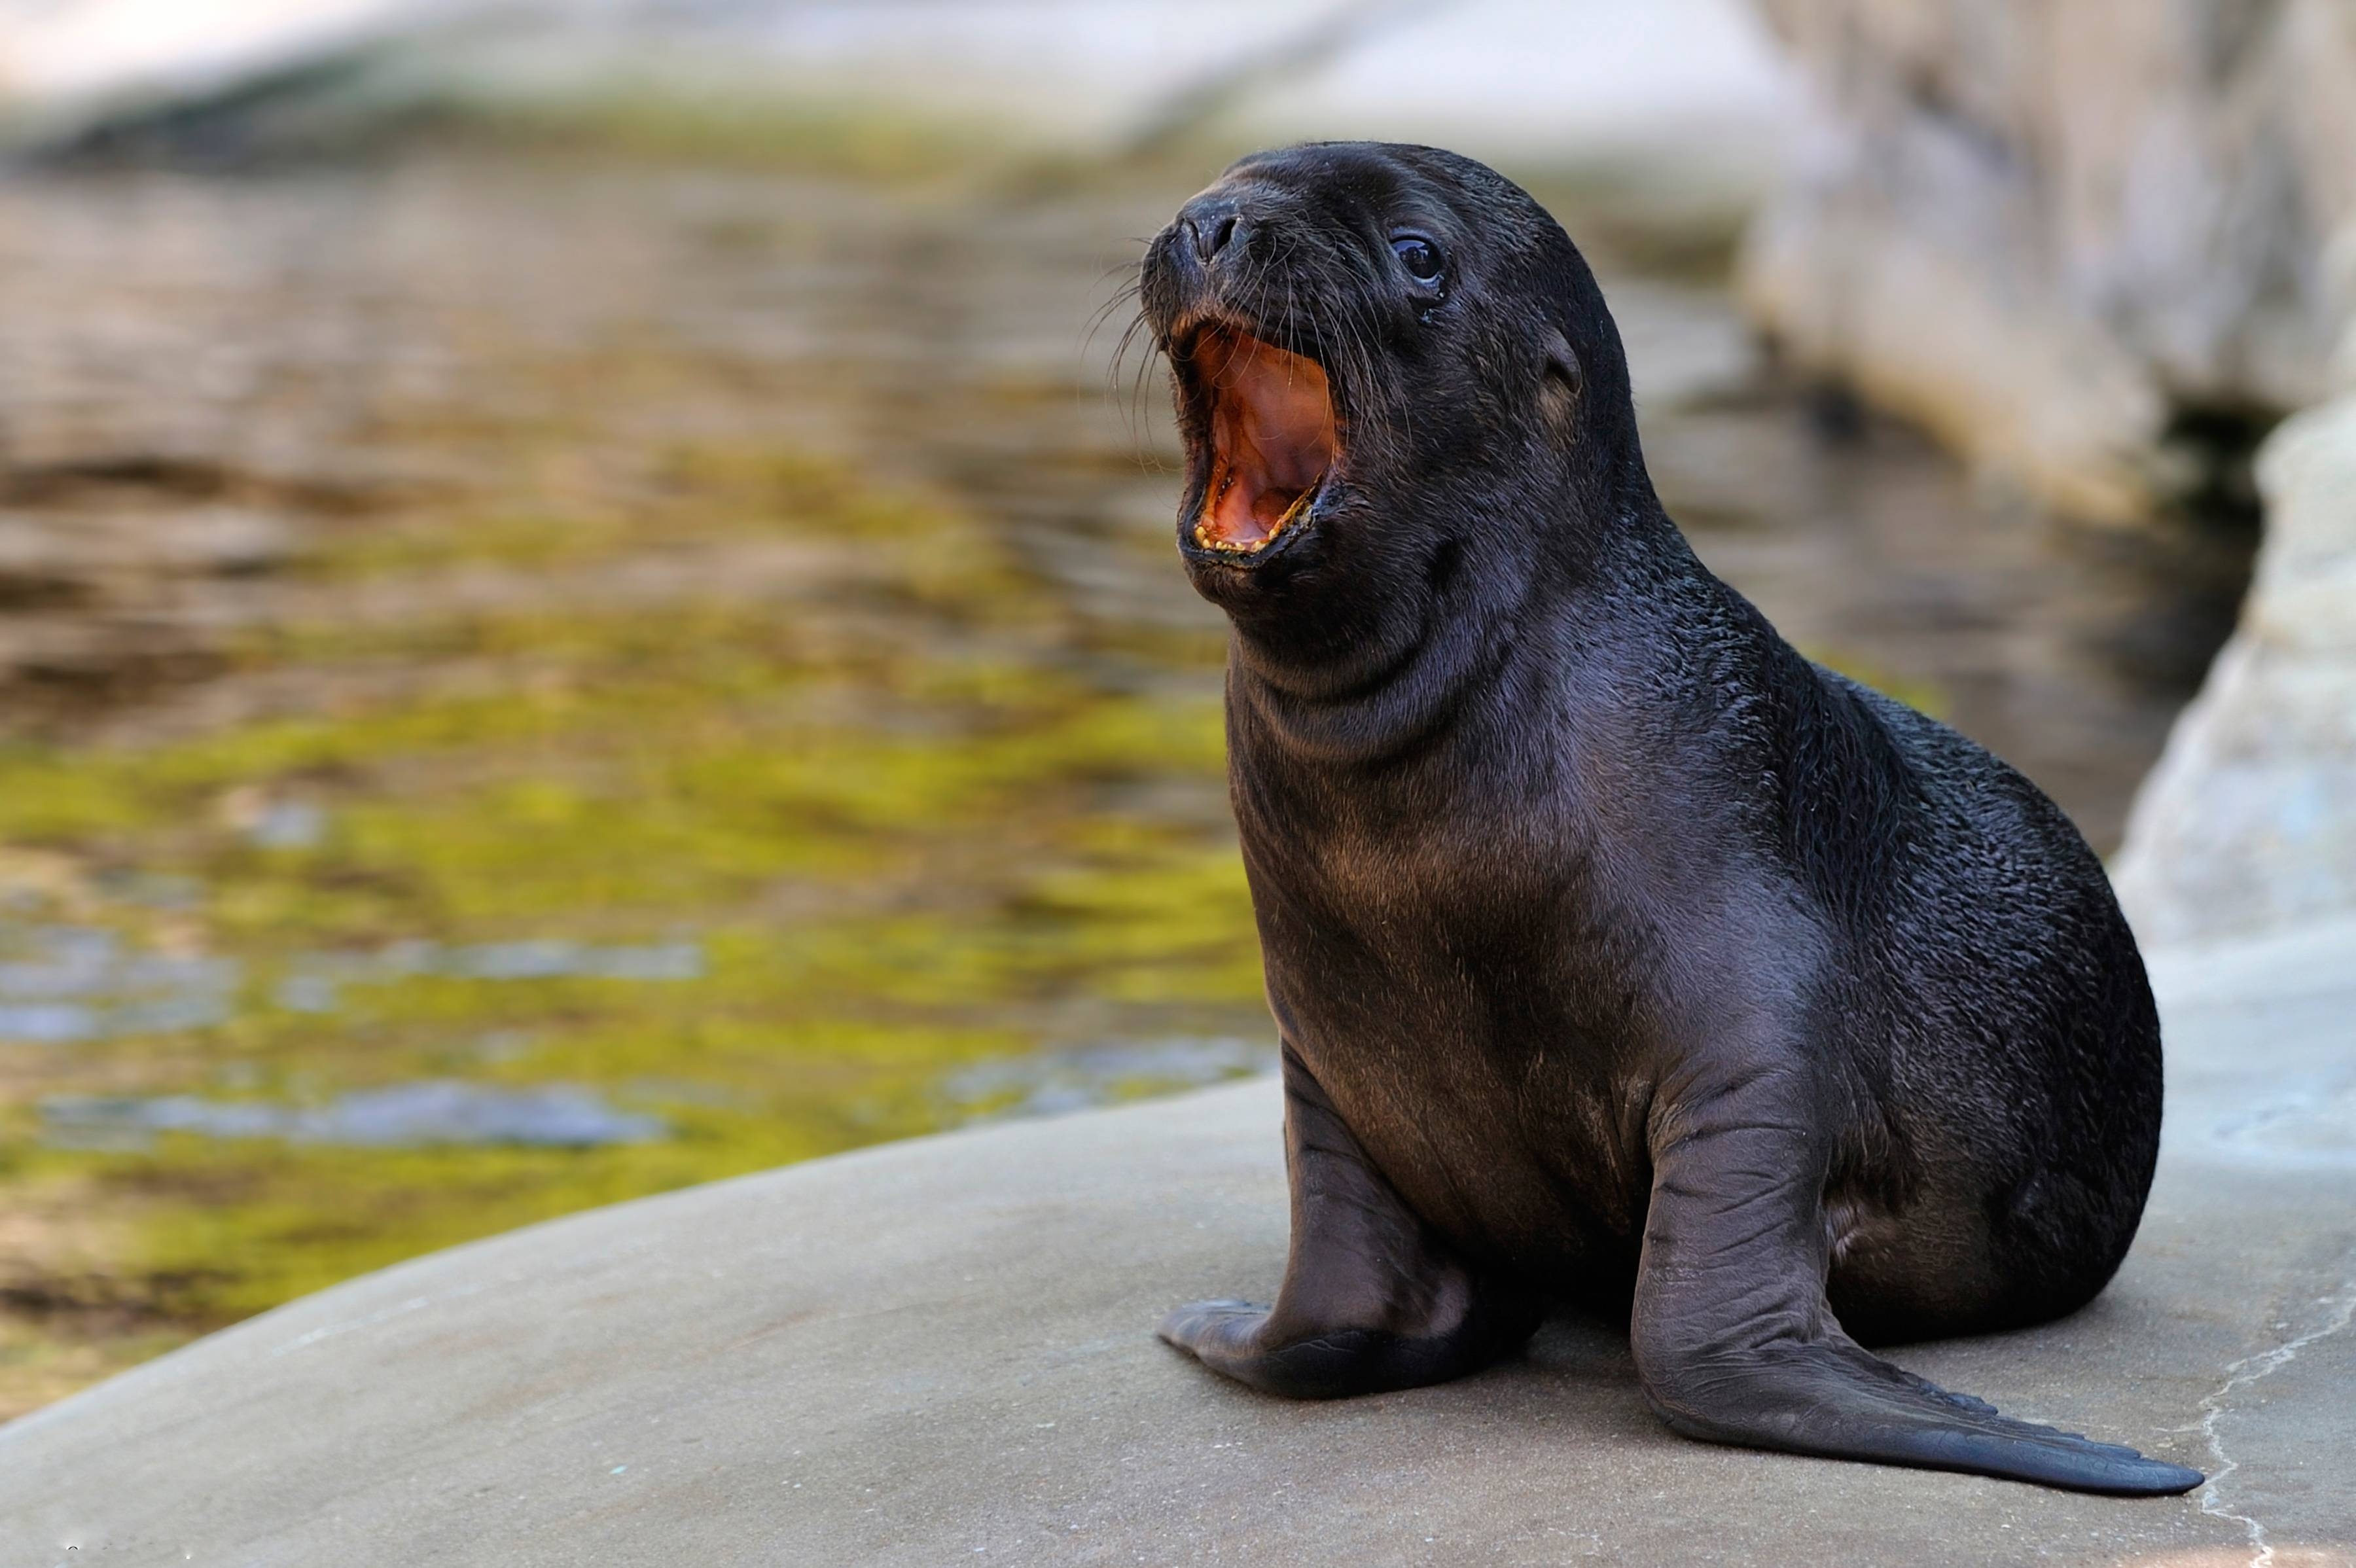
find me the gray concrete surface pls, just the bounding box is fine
[3,924,2353,1568]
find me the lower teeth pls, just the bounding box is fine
[1196,486,1317,553]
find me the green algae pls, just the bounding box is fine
[0,444,1259,1410]
[435,87,1004,183]
[0,428,1977,1407]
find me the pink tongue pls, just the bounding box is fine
[1201,340,1335,547]
[1226,349,1333,497]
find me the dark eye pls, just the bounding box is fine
[1391,234,1443,283]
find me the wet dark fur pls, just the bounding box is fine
[1141,142,2196,1496]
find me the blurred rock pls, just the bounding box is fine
[2115,372,2356,943]
[0,0,1794,177]
[1741,0,2356,521]
[0,0,434,118]
[1707,3,2356,939]
[0,503,297,713]
[0,507,293,586]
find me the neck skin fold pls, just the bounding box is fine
[1221,438,1669,766]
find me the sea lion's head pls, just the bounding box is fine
[1140,142,1641,654]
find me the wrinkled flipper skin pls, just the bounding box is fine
[1632,1064,2202,1497]
[1158,1049,1541,1399]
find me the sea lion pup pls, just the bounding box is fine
[1139,141,2200,1497]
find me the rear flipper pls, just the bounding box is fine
[1633,1065,2200,1497]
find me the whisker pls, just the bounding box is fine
[1083,276,1145,357]
[1111,310,1166,456]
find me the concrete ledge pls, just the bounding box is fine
[5,930,2355,1567]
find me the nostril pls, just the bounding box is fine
[1185,205,1243,264]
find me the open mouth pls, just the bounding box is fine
[1182,327,1338,556]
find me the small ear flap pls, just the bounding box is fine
[1541,329,1582,437]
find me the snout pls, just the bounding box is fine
[1144,186,1277,337]
[1139,185,1343,572]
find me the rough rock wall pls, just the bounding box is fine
[1742,0,2356,521]
[2113,357,2356,943]
[1747,1,2356,940]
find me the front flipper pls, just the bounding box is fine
[1649,1339,2200,1494]
[1158,1047,1538,1399]
[1632,1065,2201,1497]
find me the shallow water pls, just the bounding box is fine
[0,145,2247,1414]
[44,1080,666,1151]
[0,155,2243,844]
